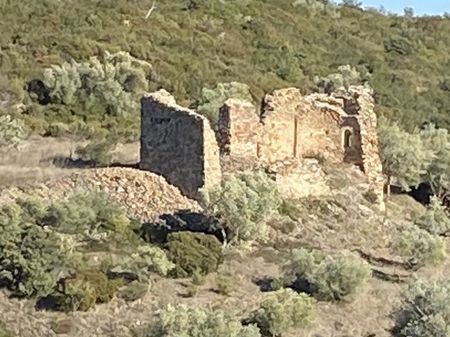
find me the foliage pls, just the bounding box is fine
[202,171,282,245]
[251,288,315,337]
[47,269,123,312]
[283,248,371,301]
[75,139,114,167]
[314,64,370,93]
[196,82,253,125]
[393,225,445,268]
[0,114,28,147]
[0,202,76,298]
[378,118,432,191]
[395,279,450,337]
[0,321,13,337]
[215,273,234,296]
[166,232,223,278]
[419,124,450,204]
[3,1,450,140]
[109,244,175,280]
[414,197,450,236]
[118,281,149,302]
[43,189,133,240]
[148,304,261,337]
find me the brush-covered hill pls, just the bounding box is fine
[1,0,450,141]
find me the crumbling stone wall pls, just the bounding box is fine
[350,86,385,209]
[140,90,221,200]
[216,85,385,208]
[218,98,260,158]
[140,86,384,209]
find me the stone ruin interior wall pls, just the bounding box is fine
[140,90,221,200]
[258,88,346,163]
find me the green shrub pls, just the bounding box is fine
[202,171,281,245]
[393,225,445,268]
[166,232,223,278]
[75,140,114,167]
[43,189,133,239]
[48,269,123,312]
[148,304,261,337]
[0,114,28,147]
[0,321,13,337]
[283,249,371,301]
[395,279,450,337]
[414,197,450,236]
[0,202,75,298]
[109,245,175,280]
[47,122,70,137]
[251,289,315,337]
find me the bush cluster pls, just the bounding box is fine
[414,197,450,236]
[148,304,261,337]
[202,171,281,245]
[282,249,371,301]
[44,269,123,312]
[166,232,223,278]
[0,201,76,297]
[396,279,450,337]
[0,190,174,311]
[251,289,315,337]
[393,225,445,268]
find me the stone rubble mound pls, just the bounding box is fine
[0,167,201,221]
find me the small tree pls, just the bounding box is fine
[0,114,28,148]
[201,171,282,246]
[378,119,433,196]
[419,124,450,206]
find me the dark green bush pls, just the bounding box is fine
[47,269,123,312]
[283,249,371,301]
[0,202,76,298]
[166,232,223,278]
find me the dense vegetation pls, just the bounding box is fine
[1,0,450,142]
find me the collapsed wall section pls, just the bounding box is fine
[140,90,221,200]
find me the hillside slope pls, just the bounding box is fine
[1,0,450,138]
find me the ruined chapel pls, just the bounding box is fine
[139,85,385,208]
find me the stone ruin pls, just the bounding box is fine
[140,86,385,209]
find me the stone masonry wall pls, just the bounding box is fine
[351,86,385,209]
[258,88,345,163]
[218,98,260,158]
[140,90,221,200]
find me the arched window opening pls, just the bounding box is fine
[343,128,353,149]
